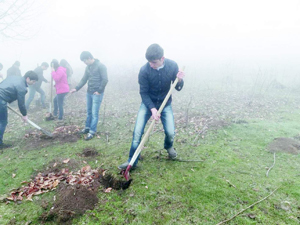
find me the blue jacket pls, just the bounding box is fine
[0,76,28,116]
[138,58,184,110]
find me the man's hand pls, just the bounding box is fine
[151,108,160,121]
[22,115,28,122]
[177,70,185,81]
[70,88,77,93]
[93,91,101,95]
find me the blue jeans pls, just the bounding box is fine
[128,103,175,166]
[25,86,46,109]
[53,93,68,120]
[0,99,8,145]
[85,93,104,135]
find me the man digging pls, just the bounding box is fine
[118,43,185,170]
[0,71,38,149]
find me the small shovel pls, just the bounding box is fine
[122,73,183,181]
[8,105,53,137]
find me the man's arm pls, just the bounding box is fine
[139,69,155,110]
[73,68,89,92]
[97,64,108,94]
[17,89,27,116]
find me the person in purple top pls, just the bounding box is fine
[51,59,69,120]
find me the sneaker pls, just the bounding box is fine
[85,133,94,141]
[118,161,137,170]
[166,147,177,159]
[79,128,89,135]
[0,143,12,149]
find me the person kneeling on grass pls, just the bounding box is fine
[70,51,108,141]
[118,43,185,170]
[0,71,38,149]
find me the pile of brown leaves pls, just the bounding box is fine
[52,125,81,136]
[6,165,101,202]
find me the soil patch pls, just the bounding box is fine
[23,125,81,149]
[81,147,99,157]
[40,183,99,224]
[267,137,300,155]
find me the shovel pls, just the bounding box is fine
[122,71,183,181]
[8,105,53,137]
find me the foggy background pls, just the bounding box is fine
[1,0,300,89]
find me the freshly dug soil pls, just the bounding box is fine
[267,137,300,155]
[40,183,99,224]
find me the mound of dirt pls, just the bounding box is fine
[267,137,300,155]
[40,183,99,224]
[81,147,99,157]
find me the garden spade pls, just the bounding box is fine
[122,68,184,181]
[8,105,53,137]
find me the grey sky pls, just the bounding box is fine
[1,0,300,83]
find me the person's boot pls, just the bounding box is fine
[85,133,94,141]
[118,161,137,170]
[79,128,89,135]
[166,147,177,159]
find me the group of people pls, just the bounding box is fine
[0,43,185,171]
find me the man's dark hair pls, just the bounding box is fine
[41,62,49,67]
[24,70,38,81]
[13,61,20,67]
[145,44,164,61]
[51,59,59,71]
[0,63,3,70]
[80,51,93,61]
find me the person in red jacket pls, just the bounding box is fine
[51,59,69,120]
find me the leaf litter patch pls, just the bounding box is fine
[23,125,81,149]
[267,137,300,155]
[4,161,132,224]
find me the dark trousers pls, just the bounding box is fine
[0,99,8,144]
[53,93,68,120]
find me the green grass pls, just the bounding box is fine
[1,83,300,224]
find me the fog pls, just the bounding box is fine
[1,0,300,87]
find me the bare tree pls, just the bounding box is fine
[0,0,41,39]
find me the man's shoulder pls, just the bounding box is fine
[164,58,177,68]
[139,63,149,74]
[94,59,106,69]
[34,66,42,73]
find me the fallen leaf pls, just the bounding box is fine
[104,188,112,193]
[63,158,70,164]
[12,174,16,178]
[53,163,57,167]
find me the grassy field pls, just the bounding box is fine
[0,75,300,224]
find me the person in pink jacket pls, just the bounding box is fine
[51,59,69,120]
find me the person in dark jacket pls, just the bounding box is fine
[25,62,49,109]
[7,61,22,77]
[0,71,38,149]
[118,43,185,170]
[70,51,108,141]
